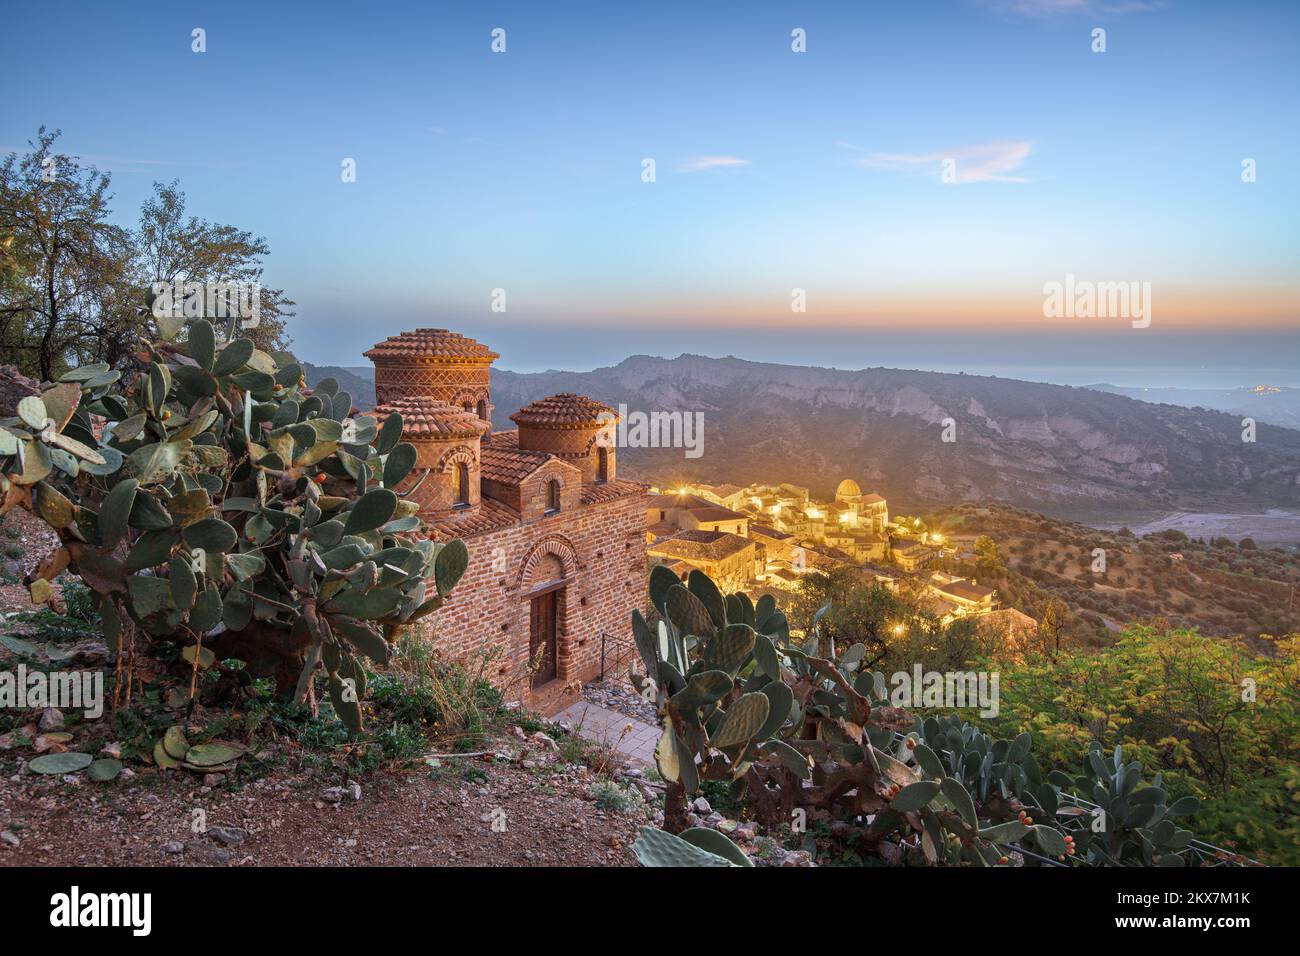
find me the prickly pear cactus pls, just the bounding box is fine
[628,566,1217,868]
[0,318,469,731]
[1049,741,1201,866]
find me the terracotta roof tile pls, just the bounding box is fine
[647,529,754,562]
[935,579,996,601]
[373,398,490,440]
[479,429,552,483]
[509,393,615,429]
[687,506,747,523]
[580,478,648,506]
[364,328,499,363]
[426,498,519,540]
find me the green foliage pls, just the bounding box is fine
[1056,742,1199,866]
[629,567,1240,868]
[785,566,1001,673]
[976,625,1299,864]
[0,319,469,733]
[1,131,293,380]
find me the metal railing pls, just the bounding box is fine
[599,630,641,682]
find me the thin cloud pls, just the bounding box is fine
[976,0,1164,15]
[849,140,1034,184]
[677,155,751,174]
[0,145,249,174]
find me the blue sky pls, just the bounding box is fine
[2,0,1297,380]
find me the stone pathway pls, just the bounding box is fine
[554,700,660,766]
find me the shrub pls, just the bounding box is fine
[591,780,644,813]
[0,319,470,731]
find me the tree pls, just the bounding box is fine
[0,127,135,380]
[136,180,292,353]
[973,534,1004,576]
[976,626,1300,864]
[1037,596,1069,657]
[787,568,909,667]
[1,128,294,379]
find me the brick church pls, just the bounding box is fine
[363,329,648,714]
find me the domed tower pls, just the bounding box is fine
[834,478,862,505]
[510,393,617,484]
[363,328,499,430]
[372,398,490,516]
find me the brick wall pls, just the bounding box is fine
[518,459,582,521]
[405,436,480,513]
[418,488,647,714]
[373,360,491,410]
[517,423,614,483]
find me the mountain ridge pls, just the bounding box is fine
[306,354,1300,517]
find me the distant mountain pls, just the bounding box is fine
[486,354,1300,516]
[302,354,1300,517]
[302,364,376,410]
[1087,383,1300,430]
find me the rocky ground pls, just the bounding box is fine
[0,716,660,867]
[581,677,657,724]
[0,698,813,867]
[0,506,60,612]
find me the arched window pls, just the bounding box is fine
[545,479,561,514]
[453,461,470,506]
[597,446,609,483]
[477,398,489,421]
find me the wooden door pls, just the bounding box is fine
[529,589,558,687]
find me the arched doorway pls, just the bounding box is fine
[518,539,577,691]
[526,552,564,687]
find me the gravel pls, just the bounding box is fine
[581,679,657,724]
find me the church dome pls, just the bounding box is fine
[509,393,616,429]
[510,394,618,483]
[364,328,498,364]
[835,478,862,499]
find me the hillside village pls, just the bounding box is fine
[644,478,1036,640]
